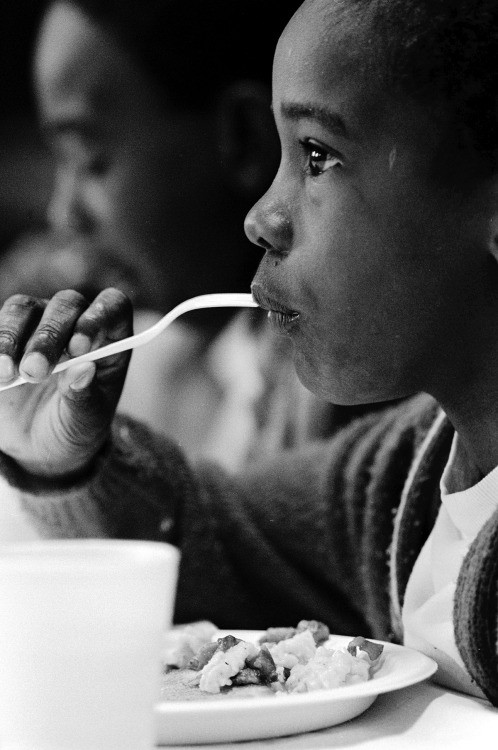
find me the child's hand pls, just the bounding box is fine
[0,288,133,479]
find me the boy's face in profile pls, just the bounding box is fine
[247,0,494,406]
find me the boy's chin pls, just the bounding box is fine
[293,353,398,406]
[293,355,352,404]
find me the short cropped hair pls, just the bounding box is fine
[52,0,300,110]
[338,0,498,160]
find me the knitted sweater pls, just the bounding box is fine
[1,392,497,704]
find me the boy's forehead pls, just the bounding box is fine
[274,0,382,136]
[277,0,368,85]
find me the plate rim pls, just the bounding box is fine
[155,630,437,715]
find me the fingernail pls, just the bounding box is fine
[69,363,95,391]
[0,355,14,382]
[68,333,92,357]
[20,352,50,381]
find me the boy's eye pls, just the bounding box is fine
[300,139,342,176]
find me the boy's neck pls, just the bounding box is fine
[437,374,498,478]
[428,295,498,477]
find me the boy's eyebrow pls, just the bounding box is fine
[280,101,349,137]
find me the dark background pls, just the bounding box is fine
[0,2,53,253]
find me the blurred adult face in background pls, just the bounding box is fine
[33,1,280,314]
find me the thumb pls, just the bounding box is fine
[55,360,115,472]
[60,361,97,393]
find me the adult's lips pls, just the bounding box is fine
[251,284,300,334]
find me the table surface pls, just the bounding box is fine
[159,678,498,749]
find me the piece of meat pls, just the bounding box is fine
[347,636,384,663]
[246,644,278,683]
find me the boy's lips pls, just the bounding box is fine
[251,285,300,334]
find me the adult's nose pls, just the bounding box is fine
[47,168,91,234]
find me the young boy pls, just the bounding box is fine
[0,0,496,704]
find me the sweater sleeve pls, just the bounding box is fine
[0,409,392,633]
[454,505,498,705]
[0,402,415,637]
[0,414,197,542]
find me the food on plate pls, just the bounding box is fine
[160,621,384,700]
[283,634,383,692]
[259,619,330,646]
[161,620,218,669]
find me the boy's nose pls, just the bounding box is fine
[244,193,292,255]
[244,201,271,252]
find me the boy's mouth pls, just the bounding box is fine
[251,285,300,334]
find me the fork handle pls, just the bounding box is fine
[0,293,259,393]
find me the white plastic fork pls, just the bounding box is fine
[0,292,258,393]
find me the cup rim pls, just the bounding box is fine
[0,538,180,572]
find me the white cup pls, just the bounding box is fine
[0,539,179,750]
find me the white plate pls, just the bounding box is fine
[154,630,437,745]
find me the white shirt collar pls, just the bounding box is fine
[440,434,498,540]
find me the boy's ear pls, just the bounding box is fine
[215,81,279,197]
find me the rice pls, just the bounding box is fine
[199,640,259,693]
[266,630,317,670]
[285,645,371,692]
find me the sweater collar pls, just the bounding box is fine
[389,408,453,641]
